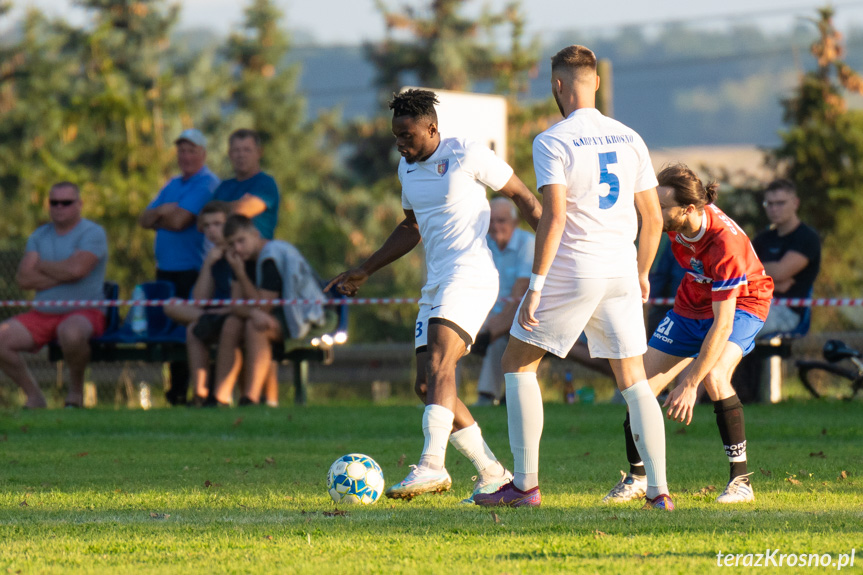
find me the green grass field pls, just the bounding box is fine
[1,401,861,574]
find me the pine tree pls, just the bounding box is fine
[0,1,33,318]
[224,0,341,273]
[772,6,863,232]
[770,6,863,307]
[0,1,230,291]
[368,0,534,93]
[0,10,80,241]
[338,0,552,340]
[63,0,196,289]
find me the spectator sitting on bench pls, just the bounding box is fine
[0,182,108,408]
[164,201,280,406]
[162,200,233,404]
[208,215,325,406]
[752,179,821,336]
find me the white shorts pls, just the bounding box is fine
[509,274,647,359]
[415,277,498,352]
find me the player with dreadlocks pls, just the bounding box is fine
[327,89,542,503]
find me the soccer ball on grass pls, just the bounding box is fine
[327,453,385,505]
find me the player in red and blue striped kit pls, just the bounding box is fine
[604,163,774,505]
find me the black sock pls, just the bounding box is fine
[714,395,748,480]
[623,412,646,476]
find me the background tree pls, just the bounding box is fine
[0,1,230,293]
[67,0,192,289]
[364,0,551,185]
[223,0,346,276]
[770,6,863,321]
[369,0,493,92]
[336,0,552,341]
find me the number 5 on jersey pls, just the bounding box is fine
[598,151,620,210]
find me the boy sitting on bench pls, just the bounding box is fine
[207,215,325,406]
[164,200,275,406]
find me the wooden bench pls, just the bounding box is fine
[47,281,348,405]
[733,306,811,403]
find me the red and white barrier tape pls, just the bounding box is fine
[644,298,863,307]
[0,297,860,308]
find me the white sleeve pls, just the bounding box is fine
[532,134,567,190]
[633,135,659,192]
[465,141,513,191]
[397,163,413,210]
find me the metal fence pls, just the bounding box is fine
[0,248,25,324]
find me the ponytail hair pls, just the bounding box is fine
[704,181,719,205]
[657,163,718,210]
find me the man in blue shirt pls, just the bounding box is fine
[213,129,280,239]
[472,198,534,406]
[139,128,219,405]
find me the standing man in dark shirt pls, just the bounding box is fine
[213,129,280,240]
[752,179,821,335]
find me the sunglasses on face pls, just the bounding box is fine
[49,200,76,207]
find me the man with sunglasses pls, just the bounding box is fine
[0,182,108,408]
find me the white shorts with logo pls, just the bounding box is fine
[415,276,498,352]
[509,274,647,359]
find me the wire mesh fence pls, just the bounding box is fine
[0,246,26,324]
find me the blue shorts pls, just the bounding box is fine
[648,309,765,358]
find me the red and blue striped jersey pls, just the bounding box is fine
[668,204,773,320]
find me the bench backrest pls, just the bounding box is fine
[103,281,121,334]
[123,280,177,338]
[759,288,814,341]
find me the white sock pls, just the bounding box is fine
[621,380,668,498]
[419,404,454,470]
[505,372,543,491]
[449,422,503,477]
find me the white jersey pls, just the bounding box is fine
[400,137,514,286]
[533,108,658,279]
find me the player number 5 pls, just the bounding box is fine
[598,151,620,210]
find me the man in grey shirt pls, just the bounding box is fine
[0,182,108,408]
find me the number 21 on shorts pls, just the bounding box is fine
[598,151,620,209]
[656,316,674,336]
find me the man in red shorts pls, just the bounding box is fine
[0,182,108,408]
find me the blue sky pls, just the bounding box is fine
[9,0,863,44]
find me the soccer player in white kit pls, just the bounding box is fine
[327,89,542,502]
[474,45,673,509]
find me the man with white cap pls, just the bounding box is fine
[139,128,220,405]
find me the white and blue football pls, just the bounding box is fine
[327,453,385,505]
